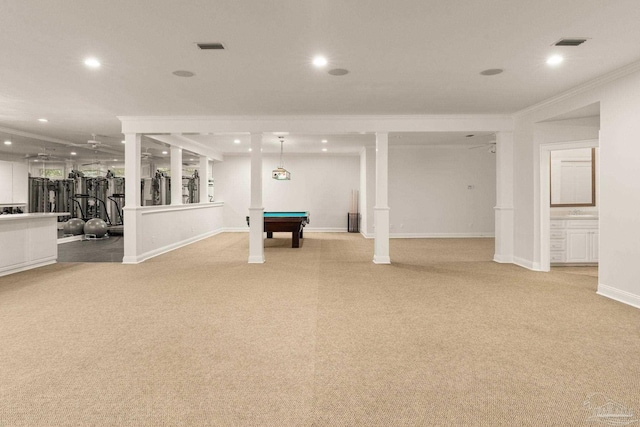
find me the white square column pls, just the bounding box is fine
[170,146,183,205]
[248,133,265,264]
[123,133,141,263]
[494,131,514,263]
[199,156,209,203]
[373,132,391,264]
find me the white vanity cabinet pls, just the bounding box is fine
[550,218,598,264]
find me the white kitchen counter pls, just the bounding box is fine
[0,212,68,221]
[0,213,69,277]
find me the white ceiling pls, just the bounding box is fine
[1,1,637,162]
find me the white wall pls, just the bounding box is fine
[123,203,224,263]
[513,65,640,308]
[359,148,368,235]
[364,146,376,236]
[214,154,360,231]
[514,111,601,267]
[362,145,496,237]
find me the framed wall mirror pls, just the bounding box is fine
[550,147,596,207]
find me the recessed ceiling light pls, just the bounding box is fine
[70,152,76,155]
[322,148,328,152]
[113,159,118,161]
[37,118,48,122]
[248,148,252,152]
[4,140,11,145]
[34,159,39,162]
[547,55,563,66]
[189,158,194,161]
[162,151,168,155]
[172,70,195,77]
[479,69,503,76]
[321,139,328,143]
[84,57,101,68]
[121,140,126,144]
[312,55,328,67]
[328,68,349,76]
[234,139,241,144]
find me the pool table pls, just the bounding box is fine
[246,211,310,248]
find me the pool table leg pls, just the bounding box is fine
[292,228,300,248]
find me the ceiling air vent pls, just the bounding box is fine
[554,38,588,46]
[197,42,225,50]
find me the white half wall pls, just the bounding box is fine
[364,145,496,237]
[122,202,224,264]
[215,154,361,231]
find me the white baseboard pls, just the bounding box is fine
[224,227,250,232]
[57,235,85,244]
[0,259,56,277]
[223,227,348,233]
[493,254,514,263]
[597,284,640,310]
[122,229,224,264]
[362,232,494,239]
[390,232,495,238]
[223,229,493,238]
[513,256,543,271]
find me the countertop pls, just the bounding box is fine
[550,215,598,220]
[0,213,69,221]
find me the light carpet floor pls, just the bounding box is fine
[1,233,639,426]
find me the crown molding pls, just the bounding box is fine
[514,59,640,118]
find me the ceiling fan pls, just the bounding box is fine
[81,160,105,166]
[84,133,110,149]
[24,147,62,161]
[141,148,159,161]
[468,141,496,153]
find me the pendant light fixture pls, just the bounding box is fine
[272,136,291,180]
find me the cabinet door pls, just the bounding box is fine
[12,163,29,203]
[590,231,599,262]
[0,161,12,204]
[566,230,590,263]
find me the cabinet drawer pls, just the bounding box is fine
[550,220,566,229]
[567,220,598,229]
[550,230,566,239]
[550,252,566,262]
[550,240,566,250]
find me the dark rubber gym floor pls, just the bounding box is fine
[57,235,124,263]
